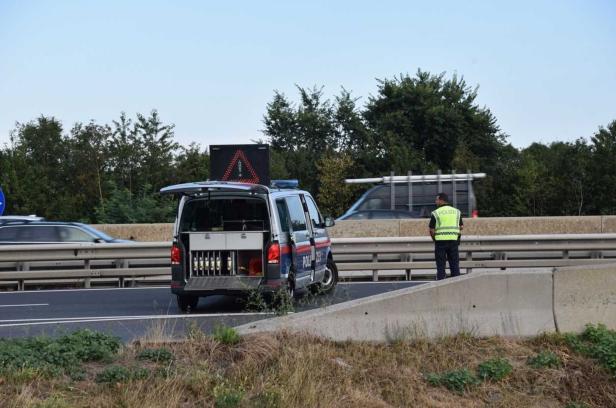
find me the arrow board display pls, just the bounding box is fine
[210,144,270,185]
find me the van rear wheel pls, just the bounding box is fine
[317,259,338,294]
[177,295,199,312]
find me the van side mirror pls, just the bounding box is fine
[324,217,335,228]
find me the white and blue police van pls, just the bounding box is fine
[160,180,337,312]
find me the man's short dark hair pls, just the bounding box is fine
[437,192,449,202]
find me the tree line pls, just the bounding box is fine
[1,70,615,223]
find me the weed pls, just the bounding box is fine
[95,365,150,384]
[33,395,71,408]
[212,325,242,345]
[477,357,513,381]
[186,321,207,341]
[244,288,268,312]
[251,389,281,408]
[271,286,294,315]
[565,403,590,408]
[527,351,562,369]
[213,383,244,408]
[566,324,616,375]
[137,348,174,363]
[425,368,480,394]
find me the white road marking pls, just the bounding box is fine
[0,286,168,295]
[0,303,49,308]
[0,281,420,296]
[0,312,279,327]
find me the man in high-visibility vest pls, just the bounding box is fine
[429,193,463,280]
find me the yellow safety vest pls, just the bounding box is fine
[432,205,461,241]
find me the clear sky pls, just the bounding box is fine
[1,0,614,149]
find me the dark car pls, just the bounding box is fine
[160,180,338,312]
[337,209,421,220]
[0,221,131,244]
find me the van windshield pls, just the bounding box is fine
[180,197,269,232]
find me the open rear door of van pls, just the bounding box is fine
[160,181,268,195]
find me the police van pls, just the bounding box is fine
[160,180,337,312]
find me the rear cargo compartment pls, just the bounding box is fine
[187,232,264,277]
[178,196,270,284]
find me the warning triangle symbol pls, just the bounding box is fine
[222,149,260,184]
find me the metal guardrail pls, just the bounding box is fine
[1,234,615,290]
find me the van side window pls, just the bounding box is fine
[285,196,307,232]
[276,199,290,233]
[305,196,324,228]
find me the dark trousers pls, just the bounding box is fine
[435,240,460,280]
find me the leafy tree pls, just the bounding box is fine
[3,116,73,219]
[363,70,503,174]
[66,121,111,221]
[94,184,175,224]
[317,152,359,217]
[264,87,337,194]
[134,110,179,190]
[589,120,616,214]
[172,143,210,183]
[108,112,140,194]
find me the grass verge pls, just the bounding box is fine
[0,325,615,407]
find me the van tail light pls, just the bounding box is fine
[171,243,181,265]
[267,242,280,264]
[472,210,479,218]
[248,257,263,276]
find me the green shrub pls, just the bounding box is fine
[212,326,241,345]
[527,351,562,369]
[477,357,513,381]
[0,329,121,378]
[95,365,150,384]
[426,369,480,393]
[137,348,174,363]
[566,324,616,375]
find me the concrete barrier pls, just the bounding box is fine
[237,270,556,341]
[95,223,173,242]
[602,216,616,233]
[553,264,616,333]
[93,215,616,241]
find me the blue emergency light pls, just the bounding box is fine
[271,179,299,189]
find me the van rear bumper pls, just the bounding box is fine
[171,276,285,296]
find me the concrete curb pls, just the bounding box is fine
[236,270,556,341]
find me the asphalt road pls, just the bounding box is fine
[0,281,427,342]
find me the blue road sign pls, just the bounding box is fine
[0,188,4,216]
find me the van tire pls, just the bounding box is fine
[317,258,338,294]
[177,295,199,313]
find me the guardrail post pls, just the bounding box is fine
[466,251,473,274]
[84,260,91,289]
[17,262,29,291]
[405,253,412,280]
[115,259,129,287]
[563,250,569,260]
[372,253,379,282]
